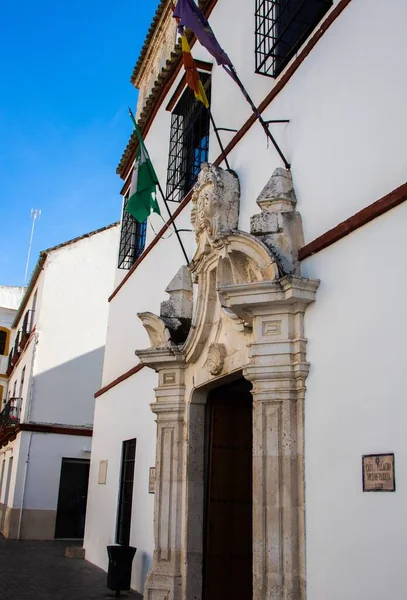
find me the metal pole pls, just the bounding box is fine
[222,65,290,169]
[155,181,190,265]
[208,109,231,170]
[24,209,41,286]
[128,108,190,265]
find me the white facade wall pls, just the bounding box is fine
[11,431,92,511]
[0,225,119,539]
[32,226,119,425]
[84,368,156,593]
[303,201,407,600]
[87,0,407,598]
[0,286,24,395]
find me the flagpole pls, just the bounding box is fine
[208,109,231,170]
[128,108,190,265]
[155,179,190,266]
[222,65,290,170]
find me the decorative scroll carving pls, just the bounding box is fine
[191,163,240,245]
[205,343,226,375]
[137,312,172,348]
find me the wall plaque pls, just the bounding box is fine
[362,453,395,492]
[149,467,156,494]
[98,460,108,485]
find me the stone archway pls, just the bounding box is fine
[136,164,319,600]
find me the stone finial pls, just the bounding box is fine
[159,266,193,345]
[160,265,192,322]
[256,167,297,212]
[191,163,240,243]
[250,168,304,275]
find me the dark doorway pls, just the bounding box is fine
[55,458,90,539]
[116,438,137,546]
[203,378,253,600]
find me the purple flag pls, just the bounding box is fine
[173,0,232,66]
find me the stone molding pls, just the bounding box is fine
[135,165,319,600]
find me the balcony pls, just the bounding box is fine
[6,349,13,376]
[0,397,22,428]
[20,309,35,350]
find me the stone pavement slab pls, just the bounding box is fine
[0,538,141,600]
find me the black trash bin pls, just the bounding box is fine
[107,545,137,597]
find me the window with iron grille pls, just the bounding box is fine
[166,74,211,203]
[255,0,332,77]
[116,438,137,546]
[117,193,147,269]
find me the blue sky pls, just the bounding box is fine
[0,0,158,286]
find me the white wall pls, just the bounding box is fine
[31,225,119,426]
[108,0,407,387]
[11,431,92,511]
[92,0,407,597]
[0,286,25,312]
[84,367,156,594]
[303,201,407,600]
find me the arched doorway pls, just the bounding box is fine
[203,377,253,600]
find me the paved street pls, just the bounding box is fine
[0,538,140,600]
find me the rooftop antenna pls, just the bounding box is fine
[24,209,41,286]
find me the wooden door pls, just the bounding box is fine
[203,378,253,600]
[55,458,90,539]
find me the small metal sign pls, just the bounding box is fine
[362,453,395,492]
[149,467,156,494]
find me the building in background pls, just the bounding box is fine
[85,1,407,599]
[0,223,119,540]
[0,287,26,405]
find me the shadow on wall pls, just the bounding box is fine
[30,347,105,426]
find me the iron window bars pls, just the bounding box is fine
[166,74,211,203]
[255,0,332,77]
[118,194,147,270]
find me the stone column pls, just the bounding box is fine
[221,276,318,600]
[137,349,186,600]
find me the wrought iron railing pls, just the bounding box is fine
[0,397,22,428]
[166,74,211,203]
[255,0,332,77]
[22,309,34,337]
[118,194,147,270]
[6,349,14,375]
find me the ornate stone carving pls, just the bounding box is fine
[136,164,319,600]
[137,312,172,348]
[250,168,304,275]
[160,266,193,343]
[205,343,226,375]
[191,163,240,245]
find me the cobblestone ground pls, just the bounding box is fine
[0,538,140,600]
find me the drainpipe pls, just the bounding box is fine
[17,432,32,540]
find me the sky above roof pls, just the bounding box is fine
[0,0,158,286]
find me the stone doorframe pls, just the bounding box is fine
[136,164,319,600]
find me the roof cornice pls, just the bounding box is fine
[117,0,218,179]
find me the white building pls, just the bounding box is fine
[0,223,119,540]
[0,287,25,405]
[85,1,407,599]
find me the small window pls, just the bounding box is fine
[117,193,147,270]
[116,438,137,546]
[255,0,332,77]
[166,74,211,203]
[0,328,9,356]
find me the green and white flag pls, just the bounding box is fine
[126,109,161,224]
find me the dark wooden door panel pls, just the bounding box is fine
[203,378,252,600]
